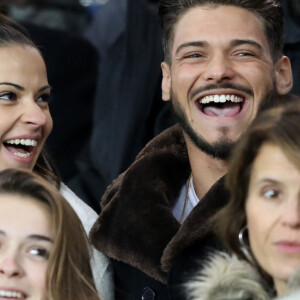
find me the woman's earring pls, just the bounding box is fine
[238,225,253,262]
[238,225,248,249]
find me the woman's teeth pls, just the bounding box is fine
[0,290,25,298]
[13,152,30,158]
[5,139,37,147]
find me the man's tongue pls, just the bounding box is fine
[203,102,241,117]
[5,145,28,154]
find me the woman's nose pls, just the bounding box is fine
[0,255,24,278]
[20,101,48,127]
[281,199,300,228]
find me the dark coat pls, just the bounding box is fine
[68,0,176,212]
[90,124,230,300]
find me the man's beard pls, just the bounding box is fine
[170,82,278,160]
[171,95,233,160]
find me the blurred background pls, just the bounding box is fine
[0,0,299,213]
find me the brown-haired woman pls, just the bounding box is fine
[0,168,100,300]
[0,14,113,300]
[187,95,300,299]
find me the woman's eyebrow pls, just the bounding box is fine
[0,83,52,93]
[0,82,24,90]
[256,178,280,185]
[27,234,54,243]
[0,231,53,243]
[39,85,52,93]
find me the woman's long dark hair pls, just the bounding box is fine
[212,94,300,285]
[0,13,61,188]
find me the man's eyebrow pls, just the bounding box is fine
[27,234,54,243]
[230,39,263,50]
[0,82,24,90]
[0,230,6,236]
[175,41,208,55]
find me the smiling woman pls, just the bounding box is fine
[0,168,100,300]
[0,13,112,300]
[0,36,53,177]
[0,14,57,186]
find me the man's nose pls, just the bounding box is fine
[202,53,236,83]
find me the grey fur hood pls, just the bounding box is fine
[186,251,270,300]
[187,251,300,300]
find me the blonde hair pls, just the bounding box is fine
[0,168,100,300]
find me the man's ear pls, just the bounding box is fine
[161,62,171,101]
[275,56,293,95]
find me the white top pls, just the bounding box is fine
[278,291,300,300]
[172,177,200,223]
[60,183,114,300]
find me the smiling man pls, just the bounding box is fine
[90,1,293,299]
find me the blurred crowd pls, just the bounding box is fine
[1,1,300,300]
[0,0,299,213]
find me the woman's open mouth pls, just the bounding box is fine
[0,289,27,299]
[3,139,37,158]
[196,94,246,117]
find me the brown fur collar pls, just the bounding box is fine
[90,124,229,283]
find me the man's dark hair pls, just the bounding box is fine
[158,0,283,64]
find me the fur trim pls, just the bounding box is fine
[186,251,270,300]
[90,124,229,283]
[91,125,189,283]
[287,266,300,291]
[275,267,300,299]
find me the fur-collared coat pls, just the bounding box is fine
[187,251,300,300]
[186,251,271,300]
[90,124,230,300]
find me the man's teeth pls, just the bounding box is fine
[200,94,244,104]
[0,290,25,298]
[6,139,37,146]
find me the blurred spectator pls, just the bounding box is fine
[289,0,300,25]
[281,0,300,95]
[68,0,175,212]
[25,24,99,183]
[79,0,109,17]
[3,0,88,33]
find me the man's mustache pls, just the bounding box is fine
[189,83,254,100]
